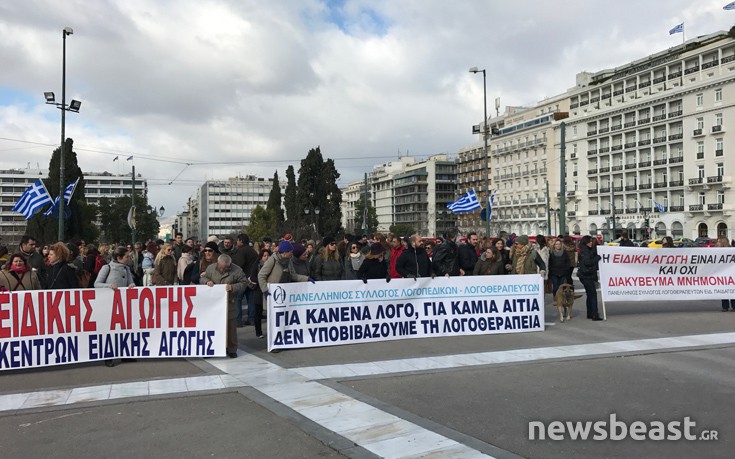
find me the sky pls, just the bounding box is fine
[1,0,734,223]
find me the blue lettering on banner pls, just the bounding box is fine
[306,321,418,343]
[89,332,151,359]
[158,330,215,356]
[273,329,304,345]
[0,336,79,369]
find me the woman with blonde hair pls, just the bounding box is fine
[45,242,80,289]
[152,243,177,285]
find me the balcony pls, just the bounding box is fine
[580,100,590,106]
[638,161,651,167]
[689,204,704,211]
[570,103,579,109]
[626,86,637,93]
[589,210,599,215]
[625,142,637,148]
[625,185,637,191]
[668,133,683,141]
[640,81,651,88]
[612,165,623,171]
[692,129,703,136]
[600,166,610,173]
[702,60,719,69]
[600,209,610,215]
[587,149,598,156]
[697,152,704,160]
[638,118,650,125]
[668,110,683,118]
[613,186,623,192]
[571,152,577,159]
[599,187,611,193]
[716,149,724,157]
[613,89,624,96]
[723,55,735,63]
[588,168,598,174]
[612,145,623,151]
[668,72,682,79]
[712,125,723,133]
[590,97,600,104]
[624,121,636,128]
[568,211,576,217]
[669,156,683,164]
[625,163,636,170]
[638,139,651,146]
[653,137,667,144]
[599,127,610,134]
[684,66,700,75]
[611,124,622,131]
[625,208,637,214]
[602,93,612,99]
[639,183,652,190]
[652,114,666,122]
[669,206,684,212]
[653,76,666,84]
[707,176,723,184]
[689,177,703,185]
[669,180,684,187]
[587,130,598,136]
[653,159,668,166]
[653,182,667,188]
[708,203,724,211]
[599,147,610,153]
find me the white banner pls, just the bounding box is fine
[598,246,735,302]
[267,275,544,351]
[0,285,228,371]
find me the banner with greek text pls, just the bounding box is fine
[267,275,544,351]
[598,246,735,302]
[0,285,228,371]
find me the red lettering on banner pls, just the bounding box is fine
[110,289,125,330]
[82,290,96,332]
[139,287,155,329]
[153,288,167,329]
[47,291,64,334]
[125,288,138,329]
[65,291,82,333]
[184,287,197,328]
[0,292,9,338]
[12,294,20,337]
[169,287,183,328]
[20,292,38,336]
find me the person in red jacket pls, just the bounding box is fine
[388,234,406,279]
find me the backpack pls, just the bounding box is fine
[94,255,106,275]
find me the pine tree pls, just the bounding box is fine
[296,146,343,239]
[283,165,298,232]
[266,171,285,235]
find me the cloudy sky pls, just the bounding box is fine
[1,0,733,219]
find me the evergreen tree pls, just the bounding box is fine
[266,171,285,235]
[354,199,379,235]
[96,194,160,243]
[283,165,299,233]
[246,205,275,242]
[296,146,343,239]
[26,138,97,243]
[389,224,415,237]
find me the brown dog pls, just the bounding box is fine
[554,283,582,322]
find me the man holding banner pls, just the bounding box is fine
[202,254,249,358]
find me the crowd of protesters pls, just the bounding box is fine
[8,228,733,358]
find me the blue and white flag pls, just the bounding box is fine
[44,178,80,218]
[487,190,497,221]
[724,1,735,10]
[12,179,53,219]
[447,189,481,213]
[654,201,666,213]
[669,23,683,35]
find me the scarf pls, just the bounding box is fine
[10,264,29,274]
[513,244,533,274]
[552,249,565,257]
[350,252,364,271]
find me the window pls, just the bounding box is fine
[715,88,722,102]
[697,141,705,157]
[696,93,704,106]
[715,113,723,126]
[573,126,577,136]
[718,191,725,204]
[573,144,578,154]
[717,163,724,177]
[716,138,724,156]
[698,165,705,179]
[697,117,704,130]
[678,194,685,206]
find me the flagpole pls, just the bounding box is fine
[131,163,136,246]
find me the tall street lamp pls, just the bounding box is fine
[45,26,81,241]
[469,67,490,239]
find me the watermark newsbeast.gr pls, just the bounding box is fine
[529,414,718,441]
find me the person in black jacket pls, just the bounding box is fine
[458,232,479,275]
[45,241,80,290]
[432,228,461,277]
[577,235,602,321]
[548,239,572,296]
[395,234,431,278]
[358,243,389,281]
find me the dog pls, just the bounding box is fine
[553,283,582,322]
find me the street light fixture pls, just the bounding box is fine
[44,26,80,241]
[158,206,166,217]
[469,66,490,240]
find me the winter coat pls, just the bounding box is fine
[389,246,406,279]
[358,257,388,280]
[312,251,344,281]
[45,262,80,290]
[177,253,194,283]
[395,246,431,278]
[576,244,600,280]
[201,263,248,319]
[258,252,293,292]
[473,251,506,276]
[344,253,366,280]
[231,245,259,277]
[251,260,265,307]
[20,248,46,286]
[94,260,136,288]
[289,257,311,282]
[152,255,177,286]
[432,240,460,276]
[548,250,572,278]
[142,251,155,269]
[536,246,550,279]
[0,268,41,291]
[458,243,479,275]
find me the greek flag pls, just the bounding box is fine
[12,179,53,219]
[487,190,497,221]
[447,189,481,213]
[43,178,80,217]
[724,1,735,10]
[669,23,683,35]
[654,201,666,213]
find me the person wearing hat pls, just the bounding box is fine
[289,243,314,282]
[258,241,301,299]
[358,243,389,282]
[312,236,344,281]
[432,228,461,277]
[201,253,248,358]
[510,235,546,275]
[190,241,219,285]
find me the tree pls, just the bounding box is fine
[96,193,160,243]
[296,146,343,239]
[26,138,97,243]
[354,199,378,235]
[283,165,299,233]
[246,205,275,242]
[266,171,285,235]
[389,224,415,237]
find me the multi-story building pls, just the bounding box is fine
[565,28,735,240]
[187,175,283,239]
[341,177,370,234]
[0,167,146,246]
[460,27,735,241]
[370,157,417,232]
